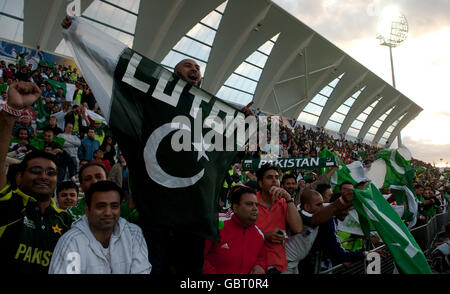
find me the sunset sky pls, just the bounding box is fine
[273,0,450,167]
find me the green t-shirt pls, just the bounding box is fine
[0,184,72,273]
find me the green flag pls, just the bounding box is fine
[33,96,49,129]
[318,146,335,175]
[376,148,413,188]
[330,155,357,193]
[63,17,250,241]
[352,183,432,274]
[44,78,76,102]
[375,148,419,228]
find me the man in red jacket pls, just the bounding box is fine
[203,185,266,274]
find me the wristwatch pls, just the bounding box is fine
[286,199,294,204]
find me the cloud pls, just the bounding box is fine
[402,136,450,164]
[432,112,450,118]
[273,0,450,43]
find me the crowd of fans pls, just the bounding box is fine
[1,52,449,275]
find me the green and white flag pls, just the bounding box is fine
[352,183,432,274]
[33,96,49,129]
[44,78,76,102]
[63,17,250,241]
[367,147,419,228]
[330,156,358,193]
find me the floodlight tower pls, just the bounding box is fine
[376,7,408,147]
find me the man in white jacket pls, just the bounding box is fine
[49,181,151,274]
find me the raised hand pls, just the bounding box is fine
[7,81,41,110]
[269,186,291,201]
[241,101,255,117]
[61,16,72,29]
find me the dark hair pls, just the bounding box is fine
[85,181,125,207]
[78,162,108,184]
[229,185,256,206]
[43,127,54,134]
[57,180,79,196]
[16,127,30,138]
[256,163,280,185]
[18,150,58,175]
[281,173,296,185]
[339,181,354,190]
[415,184,424,190]
[6,163,20,189]
[329,192,341,203]
[316,183,331,196]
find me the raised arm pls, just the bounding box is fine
[0,82,41,189]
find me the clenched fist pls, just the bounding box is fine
[7,81,41,110]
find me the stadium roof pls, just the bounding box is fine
[1,0,422,146]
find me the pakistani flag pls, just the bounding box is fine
[33,96,49,129]
[63,17,250,241]
[318,146,334,175]
[367,147,419,228]
[44,78,76,102]
[353,183,432,274]
[330,154,358,193]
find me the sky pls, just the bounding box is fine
[273,0,450,167]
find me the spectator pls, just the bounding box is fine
[56,180,79,210]
[100,135,116,166]
[301,183,366,273]
[64,104,90,138]
[110,153,129,196]
[93,119,106,145]
[52,101,72,131]
[0,129,72,274]
[285,186,355,274]
[12,114,34,138]
[41,83,55,99]
[203,185,266,274]
[316,183,333,203]
[3,63,16,80]
[254,164,303,274]
[82,87,96,110]
[41,128,75,184]
[281,173,298,202]
[8,130,36,161]
[78,127,99,162]
[49,181,151,274]
[54,88,64,109]
[57,122,81,179]
[93,149,111,173]
[67,162,109,221]
[47,115,63,136]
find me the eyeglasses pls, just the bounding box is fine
[27,166,57,176]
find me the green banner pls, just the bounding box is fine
[241,157,338,171]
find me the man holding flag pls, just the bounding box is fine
[61,15,255,274]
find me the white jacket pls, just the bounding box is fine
[48,215,151,274]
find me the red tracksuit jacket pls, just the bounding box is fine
[203,214,267,274]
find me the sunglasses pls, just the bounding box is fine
[27,166,57,176]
